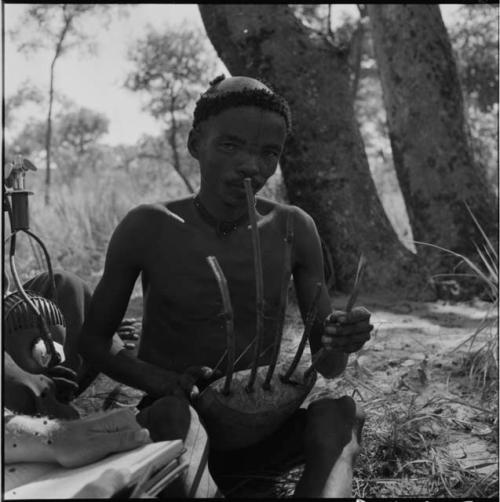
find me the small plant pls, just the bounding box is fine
[415,205,498,396]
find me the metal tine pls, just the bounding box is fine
[206,256,235,395]
[281,282,322,383]
[244,178,264,393]
[263,211,294,389]
[303,253,367,381]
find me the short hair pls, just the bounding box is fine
[4,291,65,335]
[193,75,292,133]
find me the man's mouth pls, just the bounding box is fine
[227,180,261,193]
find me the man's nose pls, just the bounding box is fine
[237,155,260,177]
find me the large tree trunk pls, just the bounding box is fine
[368,5,498,271]
[199,5,425,294]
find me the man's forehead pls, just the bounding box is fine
[201,106,287,136]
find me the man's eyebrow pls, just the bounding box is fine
[217,134,245,143]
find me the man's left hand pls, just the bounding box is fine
[322,306,373,354]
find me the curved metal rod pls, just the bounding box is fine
[244,178,264,392]
[8,231,58,365]
[22,229,57,301]
[281,281,322,383]
[207,256,235,395]
[263,210,294,389]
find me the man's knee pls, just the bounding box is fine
[53,270,91,300]
[23,270,91,303]
[136,395,191,441]
[305,396,364,453]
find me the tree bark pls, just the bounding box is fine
[368,5,498,270]
[199,5,425,294]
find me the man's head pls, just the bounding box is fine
[189,76,292,207]
[4,291,66,374]
[192,75,292,134]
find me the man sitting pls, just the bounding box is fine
[3,275,218,498]
[79,75,373,497]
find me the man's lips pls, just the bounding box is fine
[227,180,261,192]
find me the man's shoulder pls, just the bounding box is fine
[256,197,310,220]
[125,198,191,224]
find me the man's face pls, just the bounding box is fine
[190,106,287,206]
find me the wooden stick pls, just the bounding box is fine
[206,256,235,395]
[263,211,294,389]
[244,178,264,392]
[281,281,322,383]
[303,254,367,380]
[345,254,367,313]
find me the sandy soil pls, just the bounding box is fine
[74,292,498,497]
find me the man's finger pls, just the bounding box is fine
[325,322,373,336]
[46,365,78,380]
[322,332,371,351]
[119,318,138,326]
[184,366,214,381]
[52,376,79,392]
[323,330,371,345]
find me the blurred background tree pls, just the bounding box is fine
[125,25,219,193]
[9,4,122,204]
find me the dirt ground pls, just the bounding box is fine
[74,291,499,498]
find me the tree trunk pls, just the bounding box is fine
[168,103,195,194]
[368,5,498,270]
[199,5,425,294]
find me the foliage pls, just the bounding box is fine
[9,4,118,58]
[5,81,45,129]
[448,4,499,112]
[125,25,218,123]
[7,105,110,182]
[125,24,219,192]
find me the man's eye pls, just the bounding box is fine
[263,151,279,159]
[220,143,237,152]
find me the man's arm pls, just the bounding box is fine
[79,206,187,398]
[291,207,349,379]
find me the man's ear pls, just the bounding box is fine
[187,128,200,159]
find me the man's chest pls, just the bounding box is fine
[142,220,292,319]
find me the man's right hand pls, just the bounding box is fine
[153,365,215,401]
[4,353,79,419]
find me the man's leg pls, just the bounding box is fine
[294,396,365,498]
[136,396,221,498]
[23,270,124,392]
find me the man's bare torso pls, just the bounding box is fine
[137,196,295,374]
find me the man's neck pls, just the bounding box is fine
[197,190,247,222]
